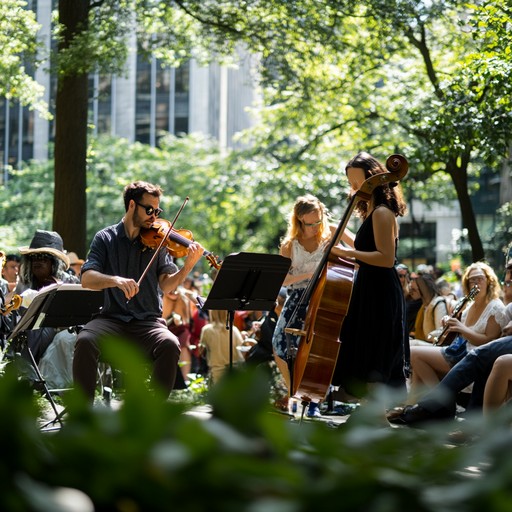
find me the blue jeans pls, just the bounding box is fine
[419,335,512,416]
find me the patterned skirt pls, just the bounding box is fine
[271,288,307,360]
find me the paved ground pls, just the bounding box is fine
[38,396,353,432]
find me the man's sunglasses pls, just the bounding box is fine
[135,202,163,217]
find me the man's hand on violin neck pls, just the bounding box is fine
[184,242,204,267]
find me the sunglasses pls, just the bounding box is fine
[135,202,163,217]
[303,220,322,227]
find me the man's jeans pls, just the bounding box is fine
[419,335,512,416]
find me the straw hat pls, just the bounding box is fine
[19,230,70,269]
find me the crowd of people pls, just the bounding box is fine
[1,168,512,433]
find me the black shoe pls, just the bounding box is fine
[387,404,435,425]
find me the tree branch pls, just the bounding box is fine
[173,0,242,37]
[405,23,443,100]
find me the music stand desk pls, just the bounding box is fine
[202,252,291,369]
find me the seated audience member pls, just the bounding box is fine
[407,262,505,401]
[0,251,20,350]
[482,353,512,414]
[388,261,512,424]
[14,230,79,364]
[396,263,422,336]
[436,277,458,313]
[409,273,448,346]
[2,253,20,292]
[245,287,287,366]
[67,252,85,277]
[199,309,244,384]
[0,250,8,296]
[162,285,194,384]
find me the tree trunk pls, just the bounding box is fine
[53,0,89,258]
[448,157,485,262]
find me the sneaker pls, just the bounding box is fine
[306,402,322,418]
[331,402,359,416]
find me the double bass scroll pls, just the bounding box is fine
[287,154,409,403]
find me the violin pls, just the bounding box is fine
[1,294,22,315]
[432,285,479,346]
[140,218,221,270]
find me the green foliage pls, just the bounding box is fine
[0,0,48,116]
[488,202,512,260]
[0,161,56,252]
[85,133,349,264]
[4,341,512,510]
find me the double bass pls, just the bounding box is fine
[285,154,409,404]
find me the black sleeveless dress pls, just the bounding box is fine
[331,208,408,394]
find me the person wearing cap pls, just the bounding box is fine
[67,252,85,277]
[13,230,79,364]
[72,181,203,402]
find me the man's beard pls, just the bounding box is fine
[133,210,152,229]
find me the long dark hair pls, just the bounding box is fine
[346,152,407,219]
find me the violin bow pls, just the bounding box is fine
[135,196,189,288]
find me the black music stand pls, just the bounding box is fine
[202,252,291,370]
[8,283,104,431]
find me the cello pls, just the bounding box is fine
[285,154,409,404]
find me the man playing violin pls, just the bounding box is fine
[72,181,204,402]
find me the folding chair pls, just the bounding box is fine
[6,283,103,431]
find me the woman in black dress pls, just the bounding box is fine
[331,152,409,398]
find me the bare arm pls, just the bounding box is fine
[280,242,313,286]
[81,269,139,300]
[444,315,503,347]
[159,242,204,294]
[330,207,397,267]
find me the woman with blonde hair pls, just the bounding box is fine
[272,194,335,416]
[407,262,506,400]
[200,309,244,384]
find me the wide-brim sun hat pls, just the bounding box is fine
[19,230,70,270]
